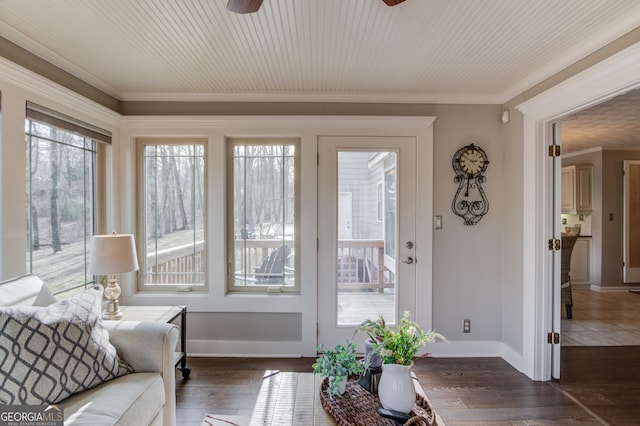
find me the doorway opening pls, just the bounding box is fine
[557,88,640,350]
[516,41,640,381]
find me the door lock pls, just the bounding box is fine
[405,241,414,249]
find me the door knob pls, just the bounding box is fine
[401,257,414,264]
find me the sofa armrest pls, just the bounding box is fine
[104,320,179,426]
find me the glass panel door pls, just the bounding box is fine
[336,151,397,326]
[318,136,417,349]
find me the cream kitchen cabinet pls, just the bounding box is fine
[561,165,593,213]
[570,237,591,285]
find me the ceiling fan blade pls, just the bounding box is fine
[227,0,264,14]
[382,0,407,5]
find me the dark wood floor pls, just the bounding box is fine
[175,347,640,425]
[556,346,640,425]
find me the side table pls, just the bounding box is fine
[116,305,191,379]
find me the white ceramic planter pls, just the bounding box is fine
[377,362,415,414]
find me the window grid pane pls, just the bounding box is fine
[230,142,298,291]
[25,119,97,296]
[141,142,206,288]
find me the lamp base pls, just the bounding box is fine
[102,300,123,320]
[102,277,123,320]
[102,305,123,320]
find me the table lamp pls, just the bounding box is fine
[88,233,139,320]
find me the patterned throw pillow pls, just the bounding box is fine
[0,285,133,404]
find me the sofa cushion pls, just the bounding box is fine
[0,274,57,307]
[0,285,133,405]
[60,372,164,426]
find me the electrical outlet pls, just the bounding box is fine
[463,319,471,333]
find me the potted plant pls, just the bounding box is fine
[377,311,447,366]
[369,311,447,414]
[356,315,389,368]
[312,342,363,398]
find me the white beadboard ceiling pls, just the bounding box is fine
[0,0,639,152]
[0,0,639,103]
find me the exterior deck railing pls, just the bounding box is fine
[146,240,205,284]
[146,238,393,291]
[337,239,393,291]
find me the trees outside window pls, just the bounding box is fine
[25,117,97,296]
[227,139,299,292]
[138,140,206,290]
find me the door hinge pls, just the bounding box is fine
[548,145,561,157]
[548,238,561,251]
[547,332,560,344]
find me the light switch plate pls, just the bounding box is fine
[434,215,443,230]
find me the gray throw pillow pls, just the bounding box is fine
[0,285,133,404]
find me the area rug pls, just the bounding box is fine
[201,414,250,426]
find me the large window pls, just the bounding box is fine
[227,138,299,293]
[25,103,109,297]
[138,139,206,291]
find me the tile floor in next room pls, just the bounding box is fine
[561,287,640,346]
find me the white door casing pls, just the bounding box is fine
[517,41,640,380]
[551,122,562,379]
[317,136,418,349]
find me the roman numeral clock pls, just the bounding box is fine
[452,143,489,225]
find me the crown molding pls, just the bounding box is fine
[118,90,502,105]
[120,115,436,130]
[516,42,640,119]
[0,56,121,128]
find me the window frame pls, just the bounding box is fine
[226,137,301,294]
[136,138,208,293]
[25,108,105,297]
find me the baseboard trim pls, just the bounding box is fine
[589,284,640,292]
[189,339,510,359]
[187,339,530,378]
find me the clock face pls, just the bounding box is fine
[460,149,485,175]
[455,146,488,176]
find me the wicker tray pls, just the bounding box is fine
[319,377,439,426]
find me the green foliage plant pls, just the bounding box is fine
[312,341,363,398]
[366,311,447,366]
[356,314,389,344]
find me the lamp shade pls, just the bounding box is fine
[88,234,139,275]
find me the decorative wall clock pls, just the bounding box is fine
[452,143,489,225]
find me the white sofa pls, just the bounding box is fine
[0,275,179,426]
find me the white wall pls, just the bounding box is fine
[500,109,525,362]
[0,57,517,368]
[430,104,507,357]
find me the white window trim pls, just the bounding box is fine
[226,137,301,294]
[136,137,208,293]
